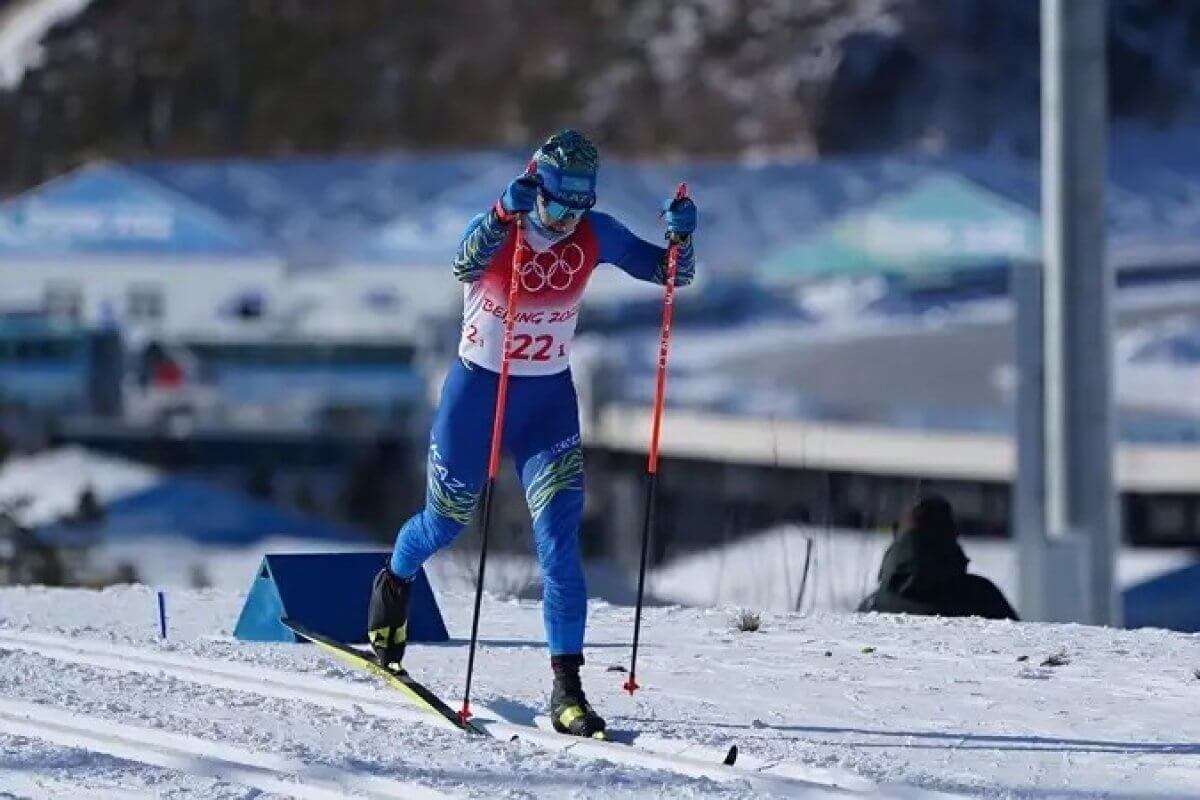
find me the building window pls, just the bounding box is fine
[1147,497,1190,542]
[128,284,165,322]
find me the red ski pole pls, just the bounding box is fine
[460,161,536,724]
[624,181,688,695]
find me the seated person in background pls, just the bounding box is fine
[857,494,1018,620]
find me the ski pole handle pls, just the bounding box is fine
[664,181,690,246]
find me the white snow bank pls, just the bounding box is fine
[2,583,1200,797]
[649,525,1197,615]
[0,445,159,526]
[0,0,95,89]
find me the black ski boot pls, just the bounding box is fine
[367,567,411,672]
[549,654,607,739]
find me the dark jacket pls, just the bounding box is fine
[858,512,1018,621]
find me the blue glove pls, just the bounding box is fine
[662,196,697,240]
[499,173,541,217]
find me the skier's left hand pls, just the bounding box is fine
[662,195,697,242]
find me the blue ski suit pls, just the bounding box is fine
[390,206,694,654]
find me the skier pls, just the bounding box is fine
[368,129,698,738]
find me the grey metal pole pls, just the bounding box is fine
[1012,260,1045,621]
[1040,0,1120,626]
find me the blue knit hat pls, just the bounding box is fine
[533,129,599,208]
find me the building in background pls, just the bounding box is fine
[0,163,282,336]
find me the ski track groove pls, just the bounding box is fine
[0,629,883,798]
[0,696,458,800]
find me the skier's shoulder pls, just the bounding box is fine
[462,211,490,235]
[586,210,628,237]
[585,210,637,261]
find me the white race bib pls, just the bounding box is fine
[458,232,598,376]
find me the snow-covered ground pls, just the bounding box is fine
[2,573,1200,798]
[610,276,1200,432]
[649,525,1197,615]
[0,446,159,527]
[38,510,1198,624]
[1114,313,1200,417]
[0,0,95,89]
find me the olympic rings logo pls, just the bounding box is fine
[519,243,585,292]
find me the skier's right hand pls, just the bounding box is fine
[498,172,541,218]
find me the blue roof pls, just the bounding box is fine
[1124,560,1200,633]
[39,478,366,546]
[10,127,1200,270]
[0,163,270,258]
[348,155,935,268]
[351,157,521,264]
[129,151,514,264]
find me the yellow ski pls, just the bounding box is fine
[281,618,485,735]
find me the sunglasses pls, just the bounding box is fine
[539,191,593,222]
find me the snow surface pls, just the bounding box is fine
[649,525,1197,616]
[1,575,1199,798]
[0,0,95,89]
[1114,314,1200,417]
[0,446,159,527]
